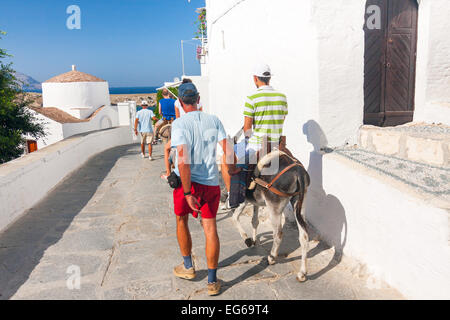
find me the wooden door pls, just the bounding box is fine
[27,140,38,153]
[364,0,388,126]
[363,0,418,127]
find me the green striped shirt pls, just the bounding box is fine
[243,86,288,147]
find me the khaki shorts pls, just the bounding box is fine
[140,132,154,145]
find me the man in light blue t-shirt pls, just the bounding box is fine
[134,101,158,160]
[170,83,236,296]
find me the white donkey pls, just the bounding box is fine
[230,150,310,282]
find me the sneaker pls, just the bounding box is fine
[148,156,153,161]
[207,279,221,296]
[141,154,146,158]
[173,263,196,280]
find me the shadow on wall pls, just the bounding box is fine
[0,144,139,299]
[302,120,348,279]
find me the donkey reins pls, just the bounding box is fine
[253,154,305,197]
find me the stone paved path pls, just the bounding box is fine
[0,144,403,300]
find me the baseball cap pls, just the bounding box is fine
[141,100,148,106]
[253,63,272,77]
[178,83,199,98]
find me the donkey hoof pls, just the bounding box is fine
[244,238,254,247]
[296,273,307,282]
[268,255,276,265]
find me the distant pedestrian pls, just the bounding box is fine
[170,82,236,296]
[155,88,176,139]
[134,101,158,160]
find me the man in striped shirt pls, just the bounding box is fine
[222,63,290,208]
[242,63,288,157]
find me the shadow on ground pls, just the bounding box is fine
[0,144,138,299]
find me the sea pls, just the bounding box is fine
[25,86,159,94]
[109,87,158,94]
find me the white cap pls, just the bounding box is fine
[253,63,272,77]
[141,100,148,106]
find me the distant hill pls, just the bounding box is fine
[14,72,42,92]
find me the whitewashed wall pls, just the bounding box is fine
[188,75,210,113]
[206,0,316,164]
[205,0,365,165]
[312,0,365,147]
[62,105,119,138]
[0,126,135,234]
[312,153,450,299]
[414,0,450,125]
[29,110,64,150]
[30,105,122,151]
[42,82,111,119]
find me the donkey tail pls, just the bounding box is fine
[295,190,307,230]
[294,166,309,230]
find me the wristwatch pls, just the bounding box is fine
[184,191,192,196]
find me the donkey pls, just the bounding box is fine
[230,150,310,282]
[159,123,172,144]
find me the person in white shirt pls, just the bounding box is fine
[134,101,158,160]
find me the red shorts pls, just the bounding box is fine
[173,182,221,219]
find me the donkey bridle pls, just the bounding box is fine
[253,156,304,198]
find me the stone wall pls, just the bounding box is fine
[359,124,450,167]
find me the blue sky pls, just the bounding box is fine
[0,0,205,87]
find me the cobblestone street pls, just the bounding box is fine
[0,144,403,300]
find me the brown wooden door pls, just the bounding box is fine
[364,0,418,127]
[364,0,388,126]
[27,140,38,153]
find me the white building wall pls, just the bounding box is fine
[62,105,120,138]
[29,110,64,150]
[117,102,132,126]
[206,0,320,163]
[30,105,124,151]
[310,153,450,299]
[188,75,210,113]
[205,0,365,164]
[313,0,365,147]
[206,0,450,148]
[42,82,111,119]
[414,0,450,125]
